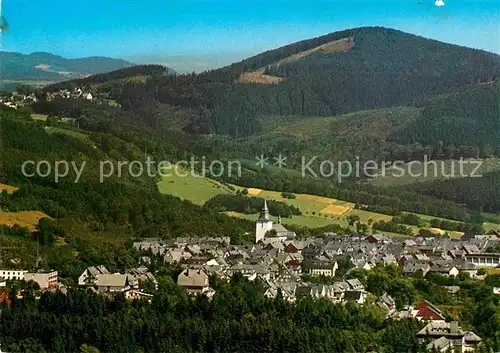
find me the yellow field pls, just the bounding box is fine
[247,188,263,196]
[320,204,352,216]
[0,211,51,231]
[430,228,446,235]
[485,268,500,275]
[296,194,337,205]
[162,178,500,236]
[0,184,19,194]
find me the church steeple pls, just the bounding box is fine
[259,199,270,220]
[255,199,273,243]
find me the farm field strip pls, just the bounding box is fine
[157,172,500,235]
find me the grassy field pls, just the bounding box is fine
[0,211,51,231]
[225,211,336,228]
[157,166,233,205]
[31,114,49,121]
[370,158,500,186]
[157,168,500,236]
[45,126,90,140]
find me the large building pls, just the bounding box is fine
[24,271,58,289]
[0,270,27,281]
[416,321,482,352]
[177,268,211,295]
[465,252,500,268]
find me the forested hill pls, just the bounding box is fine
[0,51,135,81]
[117,26,500,137]
[43,64,174,91]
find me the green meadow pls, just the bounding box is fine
[157,167,500,236]
[157,167,233,205]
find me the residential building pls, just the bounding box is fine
[305,260,338,277]
[0,269,27,281]
[344,290,365,304]
[377,293,396,315]
[428,265,459,277]
[125,290,154,302]
[416,321,482,352]
[465,252,500,268]
[95,274,131,293]
[78,265,110,285]
[177,268,211,295]
[24,270,58,289]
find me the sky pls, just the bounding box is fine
[1,0,499,72]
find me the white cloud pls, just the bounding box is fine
[435,0,445,7]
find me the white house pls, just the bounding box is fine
[0,269,27,281]
[24,270,58,289]
[78,265,110,285]
[465,253,500,268]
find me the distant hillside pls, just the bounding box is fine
[230,82,500,166]
[44,65,174,91]
[125,26,500,137]
[32,27,500,163]
[0,51,134,81]
[407,170,500,213]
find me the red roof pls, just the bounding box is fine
[0,293,12,307]
[416,300,445,321]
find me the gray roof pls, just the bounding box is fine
[346,278,364,290]
[404,261,430,273]
[177,269,209,288]
[333,281,350,292]
[426,337,452,351]
[273,223,289,233]
[464,331,482,342]
[416,322,465,337]
[87,265,110,277]
[96,274,127,287]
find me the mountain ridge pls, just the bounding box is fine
[127,26,499,137]
[0,51,135,82]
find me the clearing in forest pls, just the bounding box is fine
[246,188,263,196]
[0,211,51,231]
[0,184,19,194]
[238,36,354,84]
[319,204,352,216]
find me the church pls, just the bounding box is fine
[255,200,296,243]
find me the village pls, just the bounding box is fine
[0,202,497,351]
[0,85,109,110]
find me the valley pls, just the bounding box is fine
[0,23,499,352]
